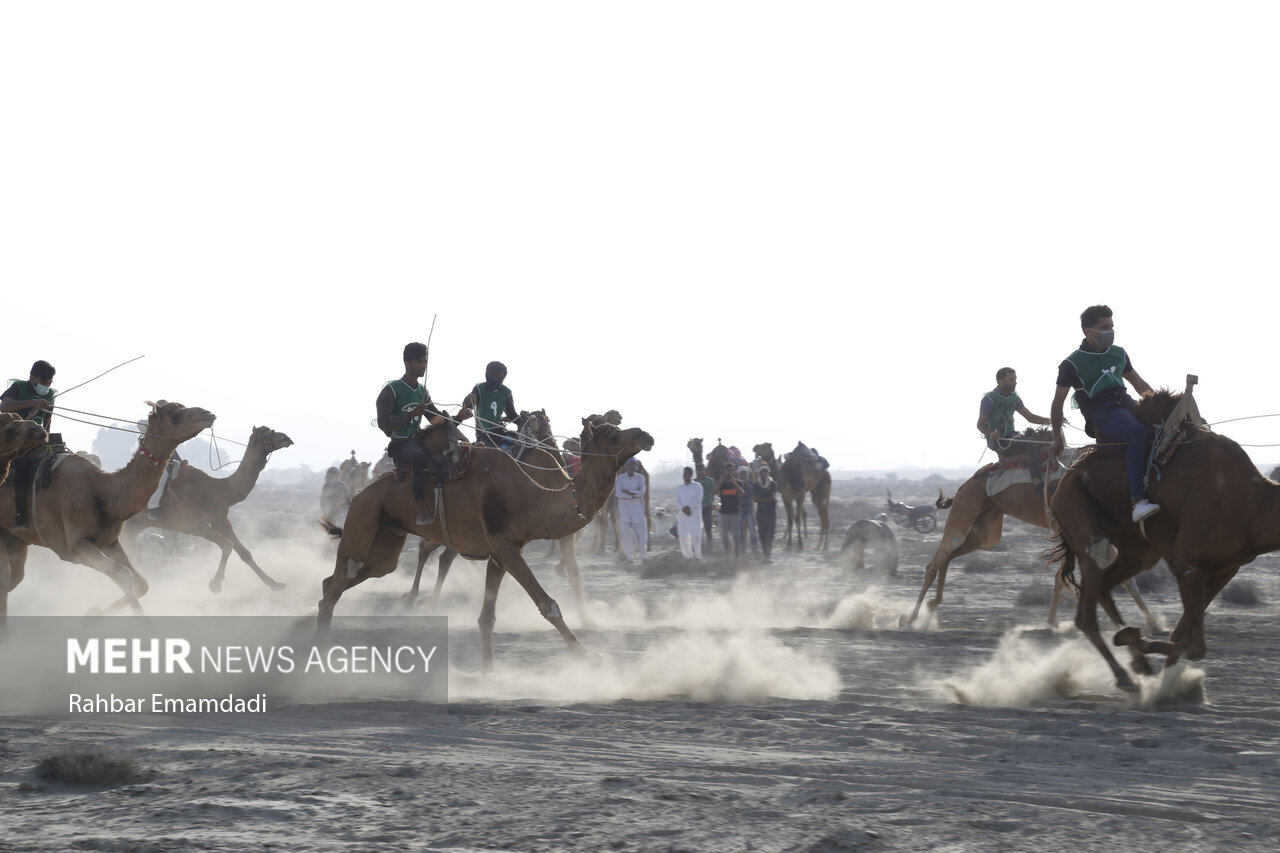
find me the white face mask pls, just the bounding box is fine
[1089,328,1115,349]
[33,383,50,396]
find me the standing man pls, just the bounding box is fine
[753,466,779,562]
[615,457,648,563]
[978,367,1052,466]
[376,342,448,525]
[735,465,759,554]
[717,467,745,558]
[674,466,704,560]
[1049,305,1160,523]
[462,361,517,448]
[698,469,715,552]
[1,360,56,531]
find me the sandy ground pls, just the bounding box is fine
[2,477,1279,852]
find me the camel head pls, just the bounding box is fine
[143,400,217,445]
[514,409,553,446]
[0,412,48,458]
[752,442,774,461]
[580,416,654,469]
[687,437,703,454]
[250,425,294,453]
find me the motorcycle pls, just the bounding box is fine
[885,490,938,534]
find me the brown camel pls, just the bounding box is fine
[318,416,654,668]
[905,462,1157,630]
[0,401,216,620]
[122,425,294,593]
[1049,387,1272,692]
[752,442,831,550]
[341,459,371,496]
[403,410,594,623]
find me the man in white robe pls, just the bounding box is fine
[615,458,648,562]
[674,466,704,560]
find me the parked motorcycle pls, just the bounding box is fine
[885,490,938,534]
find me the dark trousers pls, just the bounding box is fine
[387,437,432,501]
[756,502,777,559]
[7,446,44,521]
[701,505,714,550]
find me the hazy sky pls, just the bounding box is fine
[4,3,1278,477]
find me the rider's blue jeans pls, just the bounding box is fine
[1092,405,1148,503]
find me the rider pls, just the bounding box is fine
[462,361,517,448]
[376,342,449,525]
[1049,305,1160,523]
[977,367,1051,463]
[1,360,57,531]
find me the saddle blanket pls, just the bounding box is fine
[985,457,1065,497]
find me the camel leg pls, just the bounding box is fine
[907,509,1003,627]
[422,547,459,611]
[317,526,408,632]
[477,558,505,672]
[1069,545,1139,692]
[70,540,150,616]
[403,540,442,607]
[1163,562,1239,665]
[1119,578,1160,633]
[207,518,285,592]
[814,484,831,551]
[558,534,594,627]
[488,542,581,668]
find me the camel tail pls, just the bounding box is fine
[317,518,343,538]
[1043,535,1079,595]
[935,488,954,510]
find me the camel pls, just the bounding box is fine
[121,425,294,593]
[402,410,593,622]
[752,442,831,550]
[341,459,371,496]
[318,415,654,668]
[904,460,1157,630]
[0,401,216,620]
[1049,387,1276,692]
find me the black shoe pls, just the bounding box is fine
[11,515,29,532]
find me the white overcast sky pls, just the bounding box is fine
[3,3,1278,476]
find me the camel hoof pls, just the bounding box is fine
[1130,655,1155,676]
[1115,678,1140,694]
[1113,626,1142,647]
[400,593,418,609]
[209,580,223,594]
[270,582,287,592]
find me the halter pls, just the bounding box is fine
[137,441,165,467]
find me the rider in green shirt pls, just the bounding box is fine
[977,367,1051,458]
[462,361,517,448]
[0,359,56,531]
[376,342,447,524]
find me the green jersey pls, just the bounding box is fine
[981,389,1021,438]
[385,379,430,439]
[471,382,513,434]
[3,380,55,429]
[1065,346,1129,400]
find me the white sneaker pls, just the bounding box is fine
[1131,499,1161,523]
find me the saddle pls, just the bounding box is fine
[392,443,474,485]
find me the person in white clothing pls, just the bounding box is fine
[615,458,648,562]
[674,466,704,560]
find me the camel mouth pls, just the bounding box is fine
[635,431,655,452]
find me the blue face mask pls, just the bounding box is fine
[33,383,50,396]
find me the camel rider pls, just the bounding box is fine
[978,367,1051,465]
[1049,305,1159,524]
[462,361,517,449]
[1,360,57,531]
[377,341,451,525]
